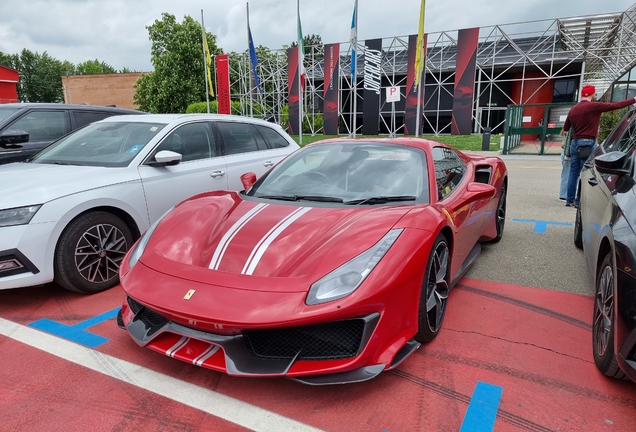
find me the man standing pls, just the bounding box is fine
[563,85,636,207]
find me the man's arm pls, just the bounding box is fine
[595,97,636,113]
[563,115,571,132]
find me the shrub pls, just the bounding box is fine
[599,107,629,143]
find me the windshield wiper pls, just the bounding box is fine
[51,161,82,166]
[257,194,344,203]
[345,195,417,205]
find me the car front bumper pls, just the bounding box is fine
[0,223,56,289]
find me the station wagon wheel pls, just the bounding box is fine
[592,252,625,379]
[574,204,583,249]
[415,233,450,343]
[54,211,133,294]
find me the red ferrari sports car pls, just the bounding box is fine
[117,138,507,385]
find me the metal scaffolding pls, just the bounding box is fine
[228,3,636,136]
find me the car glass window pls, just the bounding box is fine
[602,110,636,151]
[151,122,215,162]
[73,111,114,128]
[0,108,19,122]
[256,125,290,148]
[218,122,260,155]
[604,115,636,154]
[9,110,67,142]
[247,143,428,203]
[30,121,166,167]
[432,146,466,200]
[251,125,269,150]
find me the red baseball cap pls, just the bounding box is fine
[581,85,596,97]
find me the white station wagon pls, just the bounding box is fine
[0,114,300,294]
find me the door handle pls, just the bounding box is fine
[263,161,274,167]
[210,170,225,178]
[587,178,599,186]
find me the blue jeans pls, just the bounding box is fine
[560,152,570,199]
[566,138,596,204]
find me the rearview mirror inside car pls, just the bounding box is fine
[0,129,29,147]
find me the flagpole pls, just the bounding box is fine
[351,0,358,138]
[201,10,210,114]
[297,0,303,145]
[247,3,253,118]
[414,0,425,137]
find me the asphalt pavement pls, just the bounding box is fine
[465,154,591,295]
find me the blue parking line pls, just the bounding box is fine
[512,218,573,233]
[28,307,121,348]
[459,382,503,432]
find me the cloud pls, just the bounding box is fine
[0,0,630,72]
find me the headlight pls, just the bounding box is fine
[128,206,175,269]
[0,205,42,227]
[306,229,403,305]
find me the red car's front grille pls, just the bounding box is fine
[243,319,366,361]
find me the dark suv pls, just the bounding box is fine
[0,103,144,164]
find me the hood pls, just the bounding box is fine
[0,162,139,209]
[142,192,414,283]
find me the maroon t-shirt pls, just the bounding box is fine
[564,98,635,140]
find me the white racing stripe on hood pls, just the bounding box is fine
[242,207,312,275]
[208,203,269,270]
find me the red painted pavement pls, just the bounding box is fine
[1,278,635,431]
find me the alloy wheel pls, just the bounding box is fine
[74,223,128,283]
[594,265,614,357]
[426,241,450,332]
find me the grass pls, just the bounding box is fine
[289,134,502,152]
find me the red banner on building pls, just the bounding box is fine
[451,28,479,135]
[287,47,301,134]
[215,54,231,115]
[323,43,340,135]
[405,33,427,135]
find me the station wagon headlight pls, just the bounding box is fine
[306,229,403,305]
[0,205,42,227]
[128,206,175,269]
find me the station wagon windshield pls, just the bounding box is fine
[30,121,167,167]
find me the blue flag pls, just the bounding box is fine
[350,1,358,84]
[248,27,263,94]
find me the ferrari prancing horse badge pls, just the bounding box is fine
[184,289,196,300]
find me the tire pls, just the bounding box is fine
[488,183,506,243]
[415,233,450,343]
[592,252,625,379]
[54,211,133,294]
[574,204,583,249]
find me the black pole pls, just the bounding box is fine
[481,127,491,151]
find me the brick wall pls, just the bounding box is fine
[62,73,145,110]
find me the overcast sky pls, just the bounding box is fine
[0,0,632,72]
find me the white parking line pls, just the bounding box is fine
[0,317,323,432]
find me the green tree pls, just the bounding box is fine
[291,34,323,59]
[15,49,69,102]
[134,13,222,113]
[76,59,117,75]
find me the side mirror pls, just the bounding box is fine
[595,151,630,176]
[148,150,182,167]
[462,182,497,202]
[0,129,29,148]
[241,172,257,190]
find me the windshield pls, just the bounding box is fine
[30,121,166,167]
[246,143,429,205]
[0,108,19,122]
